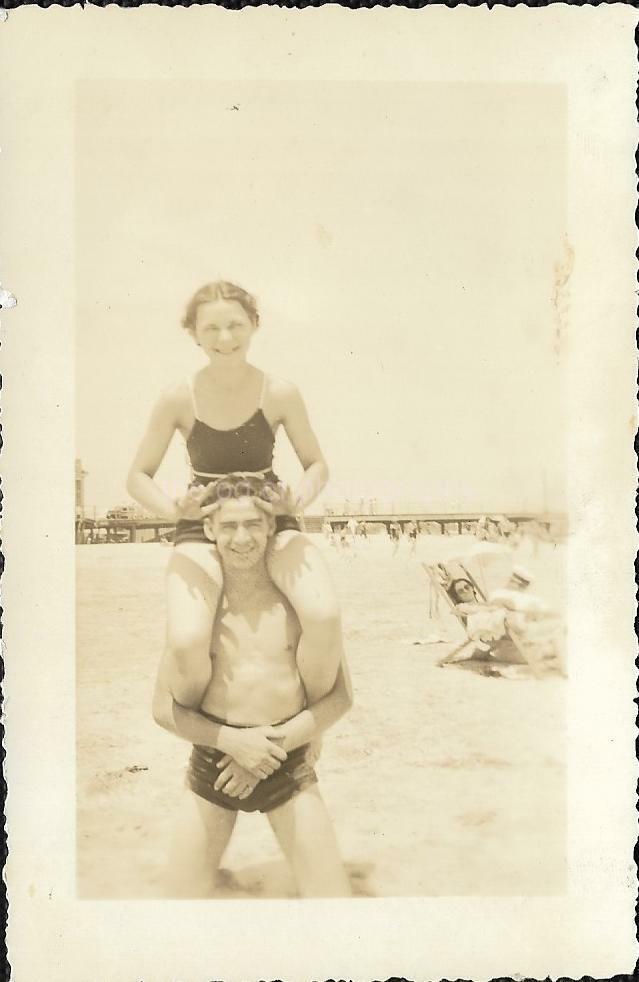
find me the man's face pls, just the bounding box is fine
[205,497,273,570]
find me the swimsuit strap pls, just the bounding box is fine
[190,371,265,417]
[186,375,199,420]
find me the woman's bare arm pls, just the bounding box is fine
[273,379,329,511]
[126,388,185,520]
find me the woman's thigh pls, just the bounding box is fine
[165,541,224,649]
[267,532,340,620]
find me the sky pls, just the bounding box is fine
[75,80,566,516]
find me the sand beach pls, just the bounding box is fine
[76,533,566,899]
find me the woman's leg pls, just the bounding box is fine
[266,531,343,705]
[165,789,237,898]
[267,785,351,897]
[165,541,224,707]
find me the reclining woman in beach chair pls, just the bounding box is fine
[425,563,529,672]
[427,561,565,677]
[442,576,515,667]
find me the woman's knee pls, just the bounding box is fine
[169,543,224,589]
[268,532,328,578]
[166,554,223,625]
[267,534,341,630]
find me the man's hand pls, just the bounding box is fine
[214,758,260,799]
[219,725,287,778]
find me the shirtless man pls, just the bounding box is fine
[152,489,353,898]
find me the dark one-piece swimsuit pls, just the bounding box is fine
[173,372,300,545]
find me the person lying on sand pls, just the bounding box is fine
[152,483,353,898]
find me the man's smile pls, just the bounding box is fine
[230,544,257,557]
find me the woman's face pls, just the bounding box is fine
[192,298,256,364]
[453,580,476,604]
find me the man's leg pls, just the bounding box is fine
[165,789,237,898]
[267,785,351,898]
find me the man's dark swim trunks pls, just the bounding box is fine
[186,742,317,813]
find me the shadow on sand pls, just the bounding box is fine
[215,860,376,898]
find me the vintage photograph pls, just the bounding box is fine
[3,6,637,978]
[75,79,569,899]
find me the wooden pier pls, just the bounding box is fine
[305,512,563,535]
[76,517,177,544]
[76,511,566,544]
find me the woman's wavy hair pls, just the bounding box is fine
[182,280,260,333]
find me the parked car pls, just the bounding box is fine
[106,505,139,521]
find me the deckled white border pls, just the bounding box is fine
[2,6,638,980]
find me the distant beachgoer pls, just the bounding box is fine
[405,521,418,556]
[438,573,505,667]
[447,577,479,605]
[390,522,403,555]
[489,566,565,674]
[127,280,344,714]
[441,561,564,675]
[489,566,552,628]
[153,491,353,897]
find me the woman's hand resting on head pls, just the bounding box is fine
[258,482,302,519]
[173,484,220,523]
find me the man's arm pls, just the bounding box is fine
[152,651,287,777]
[213,657,354,793]
[272,657,354,752]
